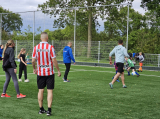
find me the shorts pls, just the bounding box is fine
[116,63,124,73]
[130,67,136,70]
[37,74,55,89]
[0,57,2,60]
[139,62,143,66]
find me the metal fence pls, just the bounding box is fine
[1,40,160,71]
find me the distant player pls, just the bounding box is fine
[0,45,3,62]
[63,42,76,82]
[109,39,129,89]
[112,61,120,82]
[136,52,144,72]
[125,57,140,77]
[32,32,61,116]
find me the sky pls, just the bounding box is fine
[0,0,146,32]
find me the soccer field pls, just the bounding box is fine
[0,62,160,119]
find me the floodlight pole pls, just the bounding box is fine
[74,9,76,59]
[33,11,35,49]
[126,4,129,51]
[0,14,2,45]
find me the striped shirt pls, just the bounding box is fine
[32,42,56,76]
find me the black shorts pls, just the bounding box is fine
[37,74,55,89]
[130,67,136,70]
[116,63,124,73]
[0,57,2,60]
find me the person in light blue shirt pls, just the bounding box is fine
[63,42,76,82]
[109,39,129,89]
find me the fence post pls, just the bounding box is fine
[0,14,2,45]
[98,41,100,63]
[52,40,54,46]
[33,11,35,49]
[74,9,76,59]
[16,40,17,58]
[158,54,160,67]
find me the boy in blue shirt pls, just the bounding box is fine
[63,42,76,82]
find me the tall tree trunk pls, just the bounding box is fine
[87,8,92,58]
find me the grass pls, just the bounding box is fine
[0,61,160,119]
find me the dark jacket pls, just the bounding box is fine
[3,47,17,70]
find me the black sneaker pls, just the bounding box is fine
[39,110,47,114]
[46,111,51,116]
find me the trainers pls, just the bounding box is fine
[123,85,127,88]
[109,83,113,89]
[63,79,67,82]
[18,79,22,82]
[17,93,26,98]
[1,93,11,97]
[137,75,140,77]
[24,79,29,82]
[116,79,120,82]
[46,111,51,116]
[39,110,47,114]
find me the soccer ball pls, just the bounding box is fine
[132,71,136,76]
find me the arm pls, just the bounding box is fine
[20,57,27,66]
[52,58,61,77]
[32,58,37,74]
[124,48,130,58]
[109,48,115,65]
[9,49,16,69]
[69,48,76,64]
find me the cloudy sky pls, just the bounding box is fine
[1,0,146,14]
[0,0,146,32]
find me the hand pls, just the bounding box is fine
[33,69,37,74]
[14,69,17,74]
[25,63,27,66]
[58,71,61,77]
[109,61,112,65]
[74,62,76,65]
[1,45,3,49]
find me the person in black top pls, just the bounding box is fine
[1,39,26,98]
[18,48,29,82]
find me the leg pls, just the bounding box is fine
[8,68,20,94]
[111,72,121,84]
[2,70,11,94]
[24,66,27,79]
[47,89,53,108]
[19,65,23,79]
[38,89,44,108]
[120,72,125,86]
[64,63,71,80]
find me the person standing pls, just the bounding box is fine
[136,52,144,72]
[1,39,26,98]
[63,42,76,82]
[109,39,129,89]
[32,32,61,116]
[18,48,29,82]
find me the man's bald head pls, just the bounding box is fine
[41,32,48,41]
[67,42,72,47]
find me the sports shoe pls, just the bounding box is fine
[46,111,51,116]
[123,85,127,88]
[116,79,120,82]
[24,79,29,82]
[109,83,113,89]
[17,93,26,98]
[39,110,47,114]
[1,93,11,97]
[18,79,22,82]
[137,75,140,77]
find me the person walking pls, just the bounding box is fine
[63,42,76,82]
[109,39,129,89]
[1,39,26,98]
[32,32,61,116]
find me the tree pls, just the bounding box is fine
[0,6,23,32]
[38,0,132,58]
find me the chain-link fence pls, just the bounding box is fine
[1,40,160,71]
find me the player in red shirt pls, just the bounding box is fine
[32,32,61,116]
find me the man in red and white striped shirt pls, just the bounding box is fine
[32,32,61,116]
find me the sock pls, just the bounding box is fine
[40,106,44,111]
[128,71,130,75]
[48,108,51,112]
[135,72,139,75]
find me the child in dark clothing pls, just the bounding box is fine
[112,61,120,82]
[18,48,29,82]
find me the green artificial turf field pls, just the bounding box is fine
[0,62,160,119]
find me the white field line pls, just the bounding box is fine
[0,68,159,78]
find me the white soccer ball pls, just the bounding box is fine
[132,71,136,76]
